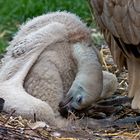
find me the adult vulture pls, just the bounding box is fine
[88,0,140,110]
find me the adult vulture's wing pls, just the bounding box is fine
[89,0,140,69]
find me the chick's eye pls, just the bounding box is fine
[76,95,82,104]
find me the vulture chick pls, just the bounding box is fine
[89,0,140,110]
[0,12,117,127]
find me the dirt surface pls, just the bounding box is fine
[0,35,140,140]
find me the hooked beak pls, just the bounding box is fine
[59,94,74,118]
[59,94,73,108]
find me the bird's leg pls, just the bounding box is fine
[127,58,140,110]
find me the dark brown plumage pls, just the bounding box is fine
[89,0,140,110]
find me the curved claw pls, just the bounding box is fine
[77,96,130,117]
[81,116,140,130]
[97,96,132,106]
[85,105,123,116]
[113,116,140,128]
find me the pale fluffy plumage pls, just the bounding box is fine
[0,11,117,127]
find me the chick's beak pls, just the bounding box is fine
[59,95,74,118]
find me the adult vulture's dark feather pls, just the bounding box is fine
[89,0,140,110]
